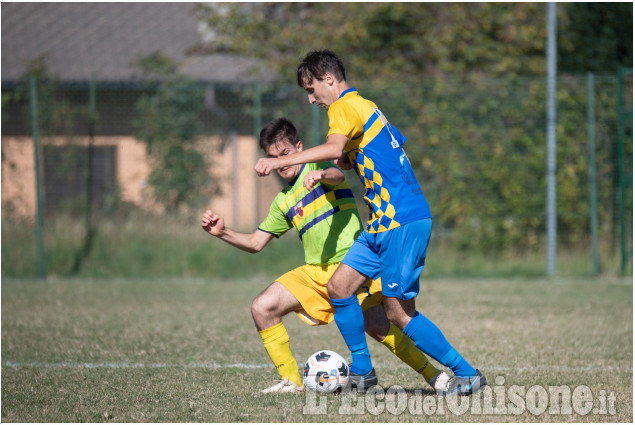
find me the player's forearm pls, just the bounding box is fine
[278,142,342,168]
[214,228,264,254]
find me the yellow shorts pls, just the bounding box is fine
[276,262,383,326]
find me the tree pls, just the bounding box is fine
[194,3,630,252]
[194,3,549,81]
[133,53,214,211]
[558,3,633,74]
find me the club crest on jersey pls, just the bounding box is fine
[293,201,303,218]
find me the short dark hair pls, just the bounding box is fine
[297,49,346,88]
[259,118,299,151]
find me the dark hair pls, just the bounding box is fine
[297,49,346,88]
[259,118,299,151]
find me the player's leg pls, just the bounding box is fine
[363,304,449,389]
[327,231,382,388]
[379,218,476,376]
[383,296,476,376]
[383,296,485,395]
[252,280,302,330]
[327,262,375,380]
[379,218,485,395]
[252,281,304,390]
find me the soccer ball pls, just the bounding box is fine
[303,350,350,393]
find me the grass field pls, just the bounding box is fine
[3,212,629,279]
[1,275,632,422]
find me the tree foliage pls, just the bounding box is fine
[195,3,631,251]
[133,54,214,211]
[196,3,631,81]
[558,2,633,73]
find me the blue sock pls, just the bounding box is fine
[403,312,477,378]
[331,295,373,375]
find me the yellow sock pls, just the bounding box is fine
[379,323,440,384]
[259,322,303,387]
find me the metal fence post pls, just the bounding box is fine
[30,75,45,279]
[546,2,557,277]
[587,73,599,275]
[72,76,97,274]
[617,67,633,274]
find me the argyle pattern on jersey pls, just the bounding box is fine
[354,151,399,232]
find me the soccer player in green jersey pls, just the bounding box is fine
[202,117,449,393]
[254,51,486,396]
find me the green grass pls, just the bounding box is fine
[2,276,632,422]
[1,213,306,279]
[2,213,630,279]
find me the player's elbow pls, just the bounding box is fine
[327,144,344,161]
[249,240,268,253]
[331,174,346,186]
[244,244,262,254]
[247,230,273,254]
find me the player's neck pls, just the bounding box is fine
[335,81,352,99]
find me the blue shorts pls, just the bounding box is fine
[342,218,432,300]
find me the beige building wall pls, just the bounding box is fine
[1,136,38,217]
[204,133,283,230]
[1,135,283,229]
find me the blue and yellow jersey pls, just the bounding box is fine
[258,162,362,265]
[327,88,431,233]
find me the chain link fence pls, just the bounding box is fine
[1,71,632,277]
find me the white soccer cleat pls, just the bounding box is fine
[429,371,451,394]
[261,378,305,394]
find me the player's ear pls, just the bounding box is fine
[296,140,303,152]
[323,72,335,85]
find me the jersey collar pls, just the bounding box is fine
[338,87,357,99]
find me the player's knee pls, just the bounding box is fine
[364,319,388,341]
[251,294,273,321]
[363,306,390,341]
[383,298,417,330]
[384,308,409,330]
[326,279,336,298]
[326,279,346,299]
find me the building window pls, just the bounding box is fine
[43,145,116,213]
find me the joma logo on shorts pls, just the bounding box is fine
[387,283,398,289]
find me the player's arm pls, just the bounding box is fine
[303,166,346,191]
[201,209,274,253]
[255,134,348,177]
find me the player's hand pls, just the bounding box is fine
[201,209,225,237]
[304,170,325,191]
[334,152,352,170]
[254,157,281,177]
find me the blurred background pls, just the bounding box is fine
[1,2,632,279]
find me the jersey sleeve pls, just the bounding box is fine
[327,101,364,141]
[257,193,292,237]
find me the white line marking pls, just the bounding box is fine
[1,361,631,373]
[1,361,270,369]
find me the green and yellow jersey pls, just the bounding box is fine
[258,162,362,265]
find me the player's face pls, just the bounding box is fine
[303,76,335,110]
[265,139,303,181]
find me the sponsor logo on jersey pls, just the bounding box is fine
[294,201,304,218]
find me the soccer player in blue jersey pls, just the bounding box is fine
[254,51,486,396]
[204,117,449,394]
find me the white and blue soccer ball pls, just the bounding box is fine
[303,350,350,393]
